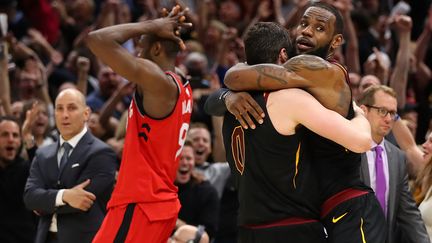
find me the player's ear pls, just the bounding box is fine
[152,41,162,56]
[279,48,288,64]
[331,34,343,50]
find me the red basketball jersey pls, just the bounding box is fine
[108,72,192,220]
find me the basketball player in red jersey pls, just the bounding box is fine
[86,6,193,243]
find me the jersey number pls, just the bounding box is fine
[175,123,190,159]
[231,126,245,175]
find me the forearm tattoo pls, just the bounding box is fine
[251,55,330,88]
[254,66,291,89]
[283,55,331,73]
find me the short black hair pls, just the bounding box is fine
[309,2,344,35]
[146,34,180,59]
[243,22,292,65]
[0,116,20,133]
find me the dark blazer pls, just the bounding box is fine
[360,141,430,243]
[24,131,117,243]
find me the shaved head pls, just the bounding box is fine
[55,88,87,108]
[55,88,90,140]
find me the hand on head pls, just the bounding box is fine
[157,5,193,51]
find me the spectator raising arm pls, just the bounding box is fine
[389,15,412,110]
[0,40,11,115]
[413,7,432,92]
[393,119,426,177]
[334,0,360,74]
[76,56,91,95]
[97,81,134,138]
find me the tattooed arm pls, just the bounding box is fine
[224,54,340,91]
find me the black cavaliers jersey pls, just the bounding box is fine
[222,92,321,226]
[307,62,371,203]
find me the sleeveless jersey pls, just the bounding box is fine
[307,62,371,202]
[223,92,321,226]
[108,72,193,220]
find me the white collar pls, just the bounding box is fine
[59,126,88,148]
[371,138,386,151]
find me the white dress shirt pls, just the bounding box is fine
[49,126,87,232]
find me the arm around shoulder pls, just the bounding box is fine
[204,88,230,116]
[224,62,307,91]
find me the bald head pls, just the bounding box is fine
[56,88,87,108]
[359,75,381,95]
[55,88,90,140]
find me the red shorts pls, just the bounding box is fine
[93,204,177,243]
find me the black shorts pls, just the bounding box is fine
[238,220,327,243]
[321,192,386,243]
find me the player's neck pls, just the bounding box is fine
[158,61,175,72]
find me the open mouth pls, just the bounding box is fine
[296,37,314,52]
[178,166,190,175]
[4,146,16,157]
[195,149,205,156]
[35,122,46,129]
[5,146,15,152]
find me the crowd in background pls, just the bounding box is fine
[0,0,432,242]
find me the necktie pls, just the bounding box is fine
[59,142,72,172]
[374,145,386,215]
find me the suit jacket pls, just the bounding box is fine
[360,141,430,243]
[24,131,117,243]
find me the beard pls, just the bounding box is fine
[300,43,332,59]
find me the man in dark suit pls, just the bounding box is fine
[0,116,37,243]
[24,88,117,243]
[358,85,430,243]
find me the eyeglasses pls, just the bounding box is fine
[365,105,399,121]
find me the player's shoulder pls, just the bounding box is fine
[328,60,348,76]
[271,88,312,100]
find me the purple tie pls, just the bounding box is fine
[374,145,386,215]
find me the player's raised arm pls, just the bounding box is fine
[85,6,192,117]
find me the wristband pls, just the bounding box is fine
[220,90,231,103]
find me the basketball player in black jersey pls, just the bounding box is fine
[207,21,380,243]
[205,2,387,243]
